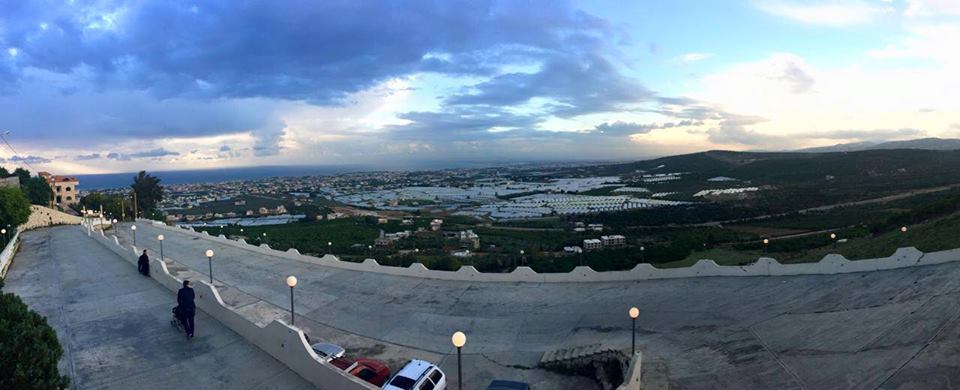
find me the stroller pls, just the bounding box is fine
[171,306,185,333]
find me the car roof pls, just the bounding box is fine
[394,359,437,379]
[487,380,531,390]
[310,342,345,355]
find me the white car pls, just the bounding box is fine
[310,342,345,362]
[383,359,446,390]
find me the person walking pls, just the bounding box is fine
[177,280,196,338]
[138,250,150,276]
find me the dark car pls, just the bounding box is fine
[330,357,391,387]
[487,380,532,390]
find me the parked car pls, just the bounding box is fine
[383,359,446,390]
[310,342,345,361]
[486,380,532,390]
[330,357,390,387]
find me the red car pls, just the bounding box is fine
[330,357,391,387]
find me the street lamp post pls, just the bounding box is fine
[640,246,645,262]
[1,228,6,247]
[519,249,525,267]
[762,238,769,253]
[830,233,837,249]
[327,241,332,255]
[451,331,466,390]
[112,219,118,236]
[205,249,214,283]
[131,225,137,247]
[629,307,640,355]
[158,234,165,262]
[286,276,297,325]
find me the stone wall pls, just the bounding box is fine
[82,221,377,390]
[140,219,960,283]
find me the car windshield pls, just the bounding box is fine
[389,376,416,390]
[358,368,376,380]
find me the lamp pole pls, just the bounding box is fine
[1,228,6,248]
[327,241,332,256]
[640,246,645,262]
[830,233,837,249]
[287,276,298,325]
[762,238,769,253]
[519,249,525,267]
[629,307,639,355]
[112,219,118,236]
[158,235,165,262]
[131,225,137,247]
[451,331,466,390]
[205,249,214,283]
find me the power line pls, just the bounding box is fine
[0,131,41,173]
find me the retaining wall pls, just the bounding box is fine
[82,221,377,390]
[0,230,21,279]
[139,219,960,283]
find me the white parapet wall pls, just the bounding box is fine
[138,219,960,283]
[616,352,642,390]
[0,230,21,279]
[84,222,378,390]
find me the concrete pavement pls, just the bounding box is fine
[119,222,960,389]
[2,226,313,390]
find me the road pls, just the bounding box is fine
[117,221,960,389]
[2,226,313,390]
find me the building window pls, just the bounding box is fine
[56,186,62,192]
[65,187,72,192]
[56,196,62,203]
[66,196,72,201]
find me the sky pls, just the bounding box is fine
[1,0,959,174]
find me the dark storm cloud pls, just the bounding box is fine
[386,108,542,141]
[1,0,611,103]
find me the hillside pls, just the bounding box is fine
[796,137,960,153]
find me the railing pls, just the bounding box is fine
[139,219,960,283]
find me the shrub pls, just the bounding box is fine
[0,280,71,389]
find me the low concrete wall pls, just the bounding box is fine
[140,219,960,283]
[0,230,21,279]
[23,205,82,230]
[617,352,642,390]
[83,221,376,390]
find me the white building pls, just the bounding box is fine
[601,235,626,247]
[583,239,602,251]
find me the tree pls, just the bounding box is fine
[24,177,53,206]
[0,187,32,227]
[0,279,71,389]
[130,171,163,217]
[13,168,31,185]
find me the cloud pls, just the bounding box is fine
[755,0,888,26]
[905,0,960,17]
[73,153,101,161]
[7,155,52,164]
[252,121,286,156]
[445,54,654,117]
[219,145,232,152]
[681,53,712,63]
[0,0,611,103]
[705,115,778,146]
[779,60,815,93]
[106,148,180,161]
[592,120,702,136]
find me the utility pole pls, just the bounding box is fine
[121,197,125,221]
[132,191,138,220]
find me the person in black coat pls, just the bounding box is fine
[138,250,150,276]
[177,280,196,338]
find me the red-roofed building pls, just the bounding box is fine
[39,172,80,209]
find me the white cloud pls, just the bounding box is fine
[756,0,890,26]
[905,0,960,16]
[681,53,713,63]
[690,52,960,149]
[868,23,960,65]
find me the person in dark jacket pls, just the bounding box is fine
[138,250,150,276]
[177,280,196,338]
